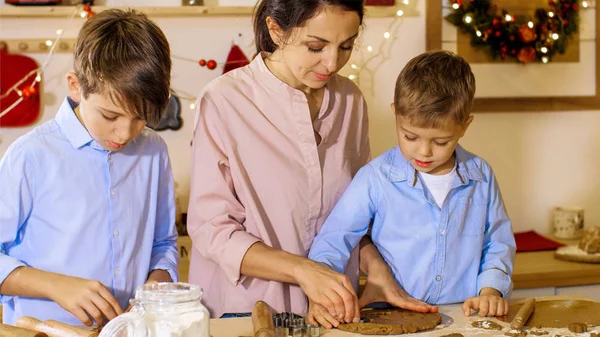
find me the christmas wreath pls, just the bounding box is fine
[444,0,580,64]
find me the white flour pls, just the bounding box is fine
[146,311,209,337]
[556,245,600,256]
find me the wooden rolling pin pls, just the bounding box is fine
[0,323,48,337]
[252,301,276,337]
[510,298,536,330]
[16,317,99,337]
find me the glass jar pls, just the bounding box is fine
[99,282,210,337]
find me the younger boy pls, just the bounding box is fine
[309,50,516,322]
[0,9,179,326]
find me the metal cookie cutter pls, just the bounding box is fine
[273,312,319,337]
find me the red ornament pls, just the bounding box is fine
[20,85,37,100]
[509,35,516,42]
[563,19,569,25]
[222,44,250,75]
[86,11,95,18]
[83,4,91,11]
[199,59,206,67]
[573,4,579,11]
[517,46,537,64]
[492,18,501,27]
[494,30,502,38]
[518,24,537,43]
[207,59,217,70]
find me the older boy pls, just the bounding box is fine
[0,9,178,326]
[308,51,516,327]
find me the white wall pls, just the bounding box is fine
[1,1,599,234]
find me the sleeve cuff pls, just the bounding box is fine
[477,267,513,299]
[150,263,180,283]
[221,231,261,285]
[0,256,26,304]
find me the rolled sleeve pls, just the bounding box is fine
[477,267,513,299]
[0,256,26,304]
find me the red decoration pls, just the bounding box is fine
[207,60,217,70]
[222,44,250,75]
[517,46,536,63]
[198,59,206,67]
[518,25,537,43]
[0,42,41,127]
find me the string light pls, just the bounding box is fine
[552,33,559,40]
[463,14,473,24]
[366,45,373,52]
[548,11,555,18]
[348,74,357,81]
[1,6,80,119]
[383,32,391,39]
[351,64,359,70]
[528,21,534,28]
[504,14,512,21]
[452,3,460,9]
[396,9,404,17]
[582,1,588,8]
[542,56,549,63]
[189,103,196,110]
[541,46,548,53]
[475,30,482,37]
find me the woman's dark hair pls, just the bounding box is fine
[253,0,364,53]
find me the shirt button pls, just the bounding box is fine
[436,275,442,282]
[115,269,120,275]
[113,230,119,237]
[111,190,116,196]
[440,229,445,235]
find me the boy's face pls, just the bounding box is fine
[67,73,146,151]
[394,112,473,176]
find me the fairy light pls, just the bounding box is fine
[383,32,391,39]
[351,64,358,70]
[476,30,482,37]
[367,45,373,52]
[463,14,473,24]
[80,11,87,18]
[35,74,42,82]
[541,47,548,53]
[548,11,555,18]
[396,9,404,17]
[56,29,64,35]
[542,56,549,63]
[528,21,534,28]
[348,74,357,81]
[45,40,53,47]
[189,103,196,110]
[402,0,409,4]
[582,1,589,8]
[452,3,460,9]
[552,33,559,40]
[505,14,512,21]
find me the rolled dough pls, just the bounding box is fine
[336,308,441,335]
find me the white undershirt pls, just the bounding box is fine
[419,165,458,208]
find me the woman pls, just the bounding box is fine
[187,0,435,327]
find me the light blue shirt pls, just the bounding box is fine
[0,98,179,325]
[309,145,516,304]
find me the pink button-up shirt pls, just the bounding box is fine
[187,54,370,318]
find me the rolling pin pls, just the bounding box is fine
[16,317,99,337]
[252,301,276,337]
[0,323,48,337]
[510,298,536,330]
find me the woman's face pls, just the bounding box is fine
[267,6,361,92]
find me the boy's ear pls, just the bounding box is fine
[66,72,81,103]
[390,103,396,115]
[460,114,475,137]
[266,17,283,48]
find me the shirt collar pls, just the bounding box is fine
[386,144,484,183]
[55,97,93,149]
[251,52,319,103]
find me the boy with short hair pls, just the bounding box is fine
[308,50,516,324]
[0,9,179,326]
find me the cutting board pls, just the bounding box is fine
[209,295,599,337]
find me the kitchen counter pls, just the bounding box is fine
[209,295,598,337]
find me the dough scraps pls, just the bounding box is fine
[529,330,549,335]
[440,334,464,337]
[567,322,587,333]
[507,300,600,328]
[336,307,441,335]
[471,320,503,330]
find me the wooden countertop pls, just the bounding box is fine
[512,237,600,289]
[209,295,596,337]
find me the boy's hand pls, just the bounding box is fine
[462,287,509,317]
[50,274,123,326]
[359,262,438,313]
[307,299,346,329]
[295,260,360,324]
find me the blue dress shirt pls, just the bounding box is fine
[309,145,516,304]
[0,98,179,325]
